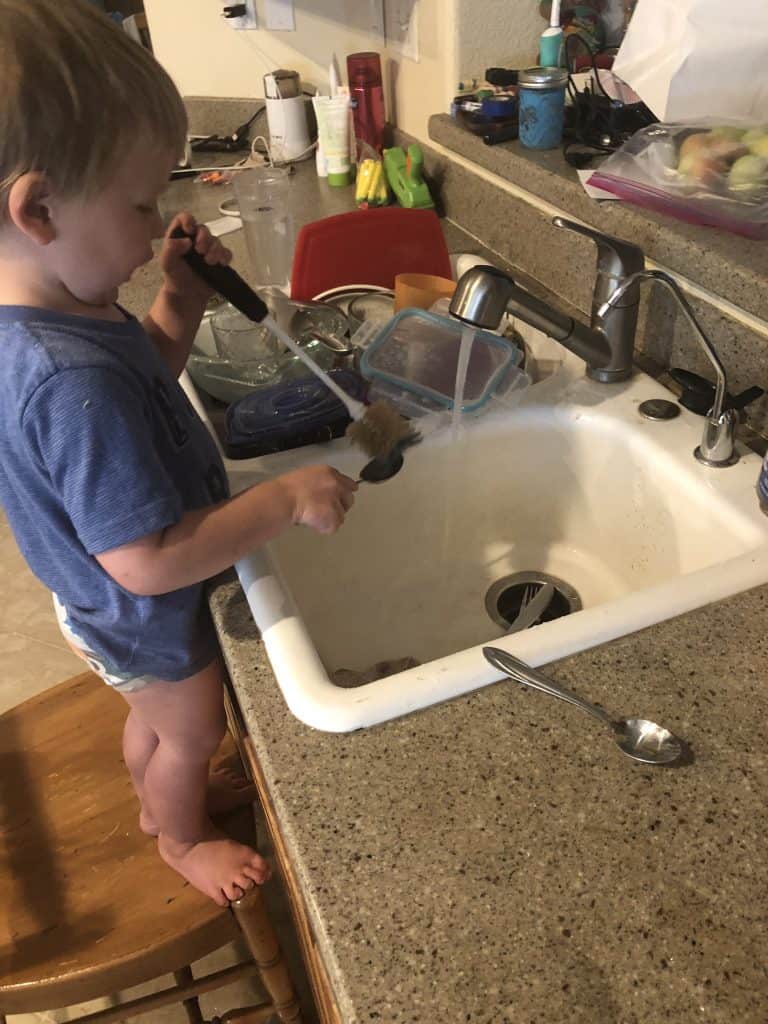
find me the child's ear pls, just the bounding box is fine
[6,173,57,245]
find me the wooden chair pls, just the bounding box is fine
[0,672,302,1024]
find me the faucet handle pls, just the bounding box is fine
[670,367,765,417]
[552,217,645,280]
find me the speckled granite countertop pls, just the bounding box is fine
[427,113,768,326]
[211,576,768,1024]
[123,150,768,1024]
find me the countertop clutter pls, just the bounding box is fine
[125,156,768,1023]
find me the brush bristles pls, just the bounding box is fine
[345,401,414,458]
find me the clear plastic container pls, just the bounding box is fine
[359,308,527,416]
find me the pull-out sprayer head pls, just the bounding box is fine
[449,266,517,330]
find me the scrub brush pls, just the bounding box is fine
[172,228,419,462]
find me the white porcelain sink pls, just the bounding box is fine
[184,328,768,732]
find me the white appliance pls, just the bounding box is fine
[264,70,311,163]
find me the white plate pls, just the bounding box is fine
[311,284,394,303]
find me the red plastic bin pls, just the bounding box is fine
[290,207,452,301]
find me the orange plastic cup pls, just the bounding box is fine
[393,273,456,313]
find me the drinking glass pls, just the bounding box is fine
[233,166,294,290]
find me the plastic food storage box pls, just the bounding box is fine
[360,308,527,415]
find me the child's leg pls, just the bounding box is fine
[122,710,159,834]
[122,659,270,906]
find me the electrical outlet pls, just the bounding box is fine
[221,0,257,30]
[265,0,295,31]
[384,0,419,61]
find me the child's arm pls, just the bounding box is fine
[143,212,230,377]
[94,464,357,597]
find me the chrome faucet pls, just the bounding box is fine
[598,270,738,468]
[449,217,645,383]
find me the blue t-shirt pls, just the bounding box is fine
[0,306,230,681]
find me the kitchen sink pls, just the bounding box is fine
[184,328,768,732]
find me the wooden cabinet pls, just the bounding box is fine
[224,682,343,1024]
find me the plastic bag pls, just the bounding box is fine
[613,0,768,126]
[588,124,768,239]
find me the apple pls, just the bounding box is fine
[728,153,768,192]
[679,152,729,188]
[742,127,768,147]
[707,126,745,142]
[678,132,710,161]
[747,134,768,159]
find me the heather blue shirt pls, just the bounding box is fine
[0,306,229,681]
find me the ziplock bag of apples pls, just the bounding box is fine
[589,122,768,239]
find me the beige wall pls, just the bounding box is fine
[144,0,544,141]
[144,0,458,142]
[456,0,540,83]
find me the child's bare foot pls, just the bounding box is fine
[140,765,257,835]
[158,827,272,906]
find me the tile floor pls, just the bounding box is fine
[0,512,297,1023]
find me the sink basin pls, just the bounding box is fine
[184,329,768,732]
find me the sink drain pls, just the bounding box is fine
[485,572,582,630]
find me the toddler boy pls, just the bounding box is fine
[0,0,357,905]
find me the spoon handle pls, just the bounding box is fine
[483,647,613,727]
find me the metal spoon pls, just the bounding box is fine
[483,646,683,766]
[357,431,421,484]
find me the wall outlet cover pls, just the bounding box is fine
[384,0,420,62]
[223,0,257,30]
[265,0,295,31]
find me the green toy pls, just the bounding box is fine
[382,144,435,210]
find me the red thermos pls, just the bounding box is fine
[346,52,385,153]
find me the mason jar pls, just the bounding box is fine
[518,67,569,150]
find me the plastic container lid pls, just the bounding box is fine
[360,308,524,414]
[225,369,368,457]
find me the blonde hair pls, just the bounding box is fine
[0,0,187,219]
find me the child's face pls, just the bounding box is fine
[48,137,177,308]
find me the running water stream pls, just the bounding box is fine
[452,325,475,439]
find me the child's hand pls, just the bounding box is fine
[277,466,358,535]
[159,212,232,301]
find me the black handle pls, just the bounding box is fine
[483,124,519,146]
[670,367,764,415]
[171,227,268,323]
[485,67,519,87]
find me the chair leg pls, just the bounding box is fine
[231,888,303,1024]
[174,966,206,1024]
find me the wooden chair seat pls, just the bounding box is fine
[0,672,301,1022]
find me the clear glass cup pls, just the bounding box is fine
[210,304,280,381]
[233,166,294,291]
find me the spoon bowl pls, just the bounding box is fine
[614,717,682,765]
[358,447,405,483]
[357,430,420,484]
